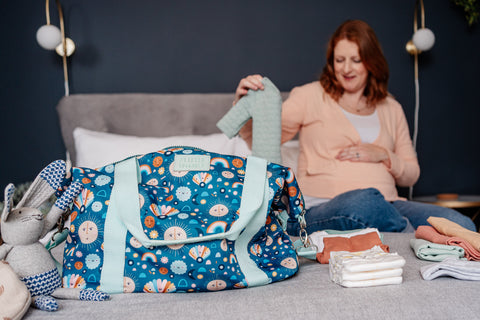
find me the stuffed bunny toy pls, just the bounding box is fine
[0,160,109,312]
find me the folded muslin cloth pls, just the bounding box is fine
[415,225,480,261]
[410,238,465,261]
[427,217,480,252]
[216,77,282,164]
[421,256,480,281]
[329,246,406,288]
[310,228,389,264]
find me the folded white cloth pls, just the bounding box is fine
[331,246,406,272]
[329,246,406,288]
[338,268,403,281]
[421,256,480,281]
[337,277,403,288]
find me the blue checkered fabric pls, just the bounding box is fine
[22,268,61,297]
[79,289,110,301]
[39,160,66,190]
[34,295,59,311]
[55,181,83,210]
[3,183,15,212]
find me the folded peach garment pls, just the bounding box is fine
[316,232,389,264]
[427,217,480,252]
[415,225,480,261]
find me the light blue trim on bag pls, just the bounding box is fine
[234,156,270,286]
[100,157,140,294]
[225,156,267,242]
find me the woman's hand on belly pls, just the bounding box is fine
[335,143,391,168]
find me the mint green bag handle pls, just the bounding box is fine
[100,155,270,292]
[109,155,269,247]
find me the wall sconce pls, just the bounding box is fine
[406,0,435,56]
[406,0,435,200]
[36,0,75,96]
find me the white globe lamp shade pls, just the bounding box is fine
[36,24,62,50]
[412,28,435,51]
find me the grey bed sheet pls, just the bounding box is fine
[24,233,479,320]
[46,93,480,320]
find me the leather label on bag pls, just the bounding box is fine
[174,154,211,171]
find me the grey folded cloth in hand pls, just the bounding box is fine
[216,77,282,164]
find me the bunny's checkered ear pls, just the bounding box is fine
[39,160,67,190]
[2,183,15,222]
[16,160,67,210]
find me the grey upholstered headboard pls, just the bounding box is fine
[56,92,289,164]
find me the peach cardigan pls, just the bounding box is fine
[242,81,420,201]
[281,81,420,201]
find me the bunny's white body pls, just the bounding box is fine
[1,208,56,278]
[0,160,109,312]
[3,242,56,278]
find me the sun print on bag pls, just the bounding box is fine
[123,272,140,293]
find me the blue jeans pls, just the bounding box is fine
[287,188,477,235]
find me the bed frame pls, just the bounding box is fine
[23,93,480,319]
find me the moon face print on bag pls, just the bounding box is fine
[78,221,98,244]
[163,226,187,250]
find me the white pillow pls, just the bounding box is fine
[73,127,299,172]
[281,140,300,172]
[73,127,251,168]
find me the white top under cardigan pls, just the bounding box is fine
[304,109,381,209]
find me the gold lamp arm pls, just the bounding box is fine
[406,0,422,56]
[407,0,430,200]
[55,0,69,96]
[39,0,75,96]
[45,0,51,25]
[406,0,434,80]
[419,0,425,29]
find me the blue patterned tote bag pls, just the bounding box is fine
[60,146,310,293]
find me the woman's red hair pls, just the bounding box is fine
[320,20,389,105]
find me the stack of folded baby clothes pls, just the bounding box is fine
[329,246,406,288]
[309,228,390,264]
[411,217,480,281]
[427,217,480,254]
[411,217,480,262]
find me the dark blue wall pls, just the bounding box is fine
[1,0,479,197]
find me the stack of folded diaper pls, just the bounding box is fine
[329,246,406,288]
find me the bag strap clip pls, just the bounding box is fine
[294,209,318,260]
